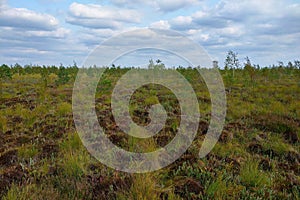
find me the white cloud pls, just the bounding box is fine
[150,20,170,29]
[164,0,300,66]
[0,1,74,65]
[0,0,299,67]
[168,0,300,39]
[66,2,141,29]
[110,0,200,12]
[75,28,118,46]
[218,26,244,37]
[0,2,69,42]
[172,16,193,25]
[186,29,210,42]
[156,0,199,12]
[109,0,147,7]
[0,0,6,8]
[25,28,70,38]
[0,6,58,30]
[170,16,193,30]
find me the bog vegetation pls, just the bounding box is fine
[0,56,299,199]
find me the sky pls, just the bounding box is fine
[0,0,299,67]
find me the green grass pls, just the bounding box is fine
[18,144,39,161]
[206,175,228,199]
[0,65,299,199]
[239,158,271,188]
[56,102,72,117]
[3,183,60,200]
[262,134,294,157]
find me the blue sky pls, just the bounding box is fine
[0,0,299,67]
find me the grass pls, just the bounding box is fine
[144,96,160,106]
[239,158,271,188]
[0,112,7,132]
[206,175,228,199]
[60,132,83,152]
[212,142,248,158]
[3,183,60,200]
[56,102,72,117]
[18,144,38,161]
[0,66,299,199]
[119,173,160,200]
[59,133,90,178]
[60,150,89,178]
[262,133,294,157]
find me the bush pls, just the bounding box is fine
[0,64,12,80]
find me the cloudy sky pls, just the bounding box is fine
[0,0,299,67]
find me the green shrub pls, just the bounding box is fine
[56,66,70,85]
[0,64,12,80]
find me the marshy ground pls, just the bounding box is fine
[0,66,299,199]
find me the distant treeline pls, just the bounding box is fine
[0,60,299,85]
[1,60,300,73]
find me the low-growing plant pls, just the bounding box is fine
[60,133,83,152]
[18,144,39,162]
[122,173,160,200]
[3,183,60,200]
[1,65,299,199]
[239,158,271,188]
[144,95,159,106]
[206,175,228,199]
[56,102,72,117]
[61,150,89,179]
[59,133,90,179]
[262,134,294,157]
[212,142,248,158]
[0,113,7,132]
